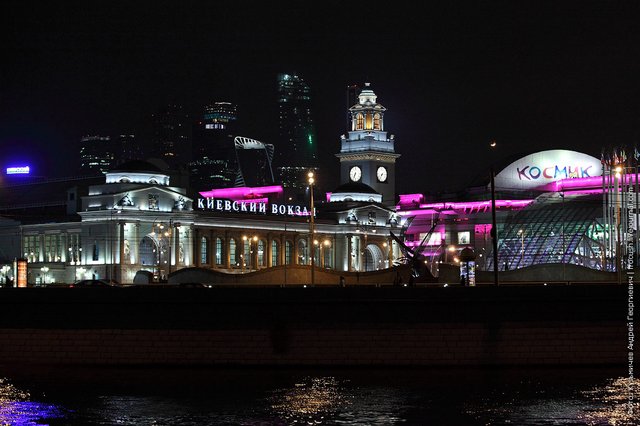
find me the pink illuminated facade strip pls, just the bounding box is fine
[536,173,640,192]
[199,185,283,200]
[397,199,534,216]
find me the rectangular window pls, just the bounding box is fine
[93,242,99,261]
[229,239,236,266]
[23,235,39,263]
[458,231,471,245]
[271,241,278,266]
[200,238,208,264]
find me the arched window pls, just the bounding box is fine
[355,113,364,130]
[229,238,237,266]
[365,113,373,129]
[215,237,223,265]
[373,113,382,130]
[271,240,279,266]
[200,236,208,264]
[258,240,266,267]
[297,239,308,265]
[243,239,251,269]
[323,243,333,269]
[285,241,293,265]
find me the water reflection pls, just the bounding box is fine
[0,377,64,425]
[0,367,633,425]
[269,376,405,425]
[581,377,639,425]
[465,375,639,426]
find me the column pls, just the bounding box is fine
[173,225,180,268]
[347,234,353,272]
[224,231,230,269]
[132,221,140,265]
[194,228,200,267]
[266,234,273,268]
[38,233,44,262]
[118,221,125,281]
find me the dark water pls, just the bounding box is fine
[0,366,637,425]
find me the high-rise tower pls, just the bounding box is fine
[79,135,115,175]
[276,73,317,198]
[190,102,238,191]
[336,83,400,205]
[152,104,191,169]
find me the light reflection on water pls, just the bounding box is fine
[269,376,406,425]
[0,368,637,425]
[0,377,64,425]
[581,377,639,425]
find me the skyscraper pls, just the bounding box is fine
[276,73,317,198]
[190,102,238,191]
[152,104,191,169]
[79,135,115,175]
[117,134,142,164]
[346,83,361,128]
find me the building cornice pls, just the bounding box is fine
[336,152,401,162]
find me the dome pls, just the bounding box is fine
[106,160,170,186]
[333,181,379,194]
[330,181,382,203]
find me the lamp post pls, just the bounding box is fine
[518,228,525,266]
[242,235,258,272]
[168,219,173,278]
[308,171,315,286]
[489,140,499,286]
[40,266,49,285]
[68,244,82,282]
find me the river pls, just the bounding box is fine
[0,366,637,425]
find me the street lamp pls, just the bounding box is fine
[518,228,525,265]
[40,266,49,285]
[489,140,499,285]
[308,171,315,286]
[68,245,82,282]
[242,235,258,272]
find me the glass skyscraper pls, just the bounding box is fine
[276,73,317,197]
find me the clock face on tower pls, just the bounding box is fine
[376,166,388,182]
[349,166,362,182]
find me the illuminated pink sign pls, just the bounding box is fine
[199,185,283,200]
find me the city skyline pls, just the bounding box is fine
[2,1,640,194]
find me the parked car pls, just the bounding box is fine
[70,279,119,288]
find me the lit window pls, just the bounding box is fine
[458,231,471,245]
[200,237,208,264]
[272,240,279,266]
[229,238,236,265]
[355,113,364,130]
[215,238,223,265]
[373,113,382,130]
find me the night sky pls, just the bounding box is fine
[2,1,640,194]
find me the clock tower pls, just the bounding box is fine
[336,83,400,205]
